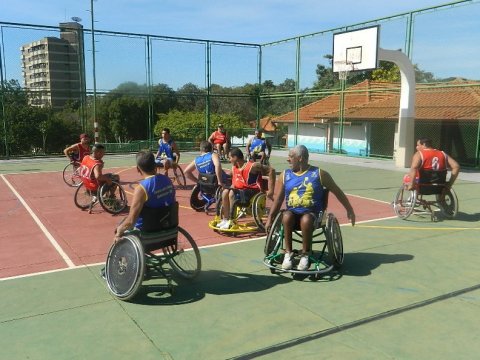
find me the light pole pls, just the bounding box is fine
[90,0,99,143]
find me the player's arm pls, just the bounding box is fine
[320,169,355,226]
[184,160,198,184]
[446,155,460,188]
[212,152,225,187]
[93,163,112,184]
[172,142,180,163]
[246,139,252,156]
[63,144,78,159]
[407,152,422,190]
[208,132,215,143]
[265,171,285,230]
[115,185,146,241]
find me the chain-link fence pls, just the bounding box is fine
[1,0,479,167]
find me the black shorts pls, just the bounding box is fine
[286,211,319,230]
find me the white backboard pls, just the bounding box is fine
[333,25,380,72]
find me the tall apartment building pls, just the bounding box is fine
[21,22,86,109]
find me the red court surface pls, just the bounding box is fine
[0,166,392,279]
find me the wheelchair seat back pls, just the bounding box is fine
[138,202,179,252]
[418,169,447,195]
[198,173,218,195]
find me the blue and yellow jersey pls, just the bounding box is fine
[249,137,267,154]
[157,139,174,159]
[284,166,325,214]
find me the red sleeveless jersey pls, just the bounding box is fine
[211,130,227,145]
[419,149,447,171]
[77,143,90,161]
[80,156,103,191]
[232,161,261,190]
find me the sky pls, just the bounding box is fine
[1,0,454,43]
[1,0,478,90]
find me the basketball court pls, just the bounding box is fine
[1,151,479,359]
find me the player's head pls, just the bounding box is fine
[79,133,90,143]
[92,143,105,160]
[217,124,225,133]
[161,128,171,139]
[136,151,156,174]
[417,138,433,149]
[229,147,244,163]
[200,140,212,153]
[255,129,262,138]
[288,145,309,170]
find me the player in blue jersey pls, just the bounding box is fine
[266,145,355,271]
[184,140,227,188]
[246,129,271,164]
[155,128,180,174]
[114,151,175,240]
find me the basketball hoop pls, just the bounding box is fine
[334,60,354,81]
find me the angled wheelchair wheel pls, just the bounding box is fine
[74,183,93,210]
[190,184,207,211]
[264,211,283,256]
[166,165,186,188]
[393,186,416,219]
[164,227,201,279]
[325,213,344,268]
[437,187,458,219]
[105,235,145,301]
[63,162,82,187]
[99,181,127,214]
[252,192,269,231]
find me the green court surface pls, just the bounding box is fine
[1,151,480,359]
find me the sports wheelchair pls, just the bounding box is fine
[63,157,82,187]
[209,185,270,234]
[263,190,344,279]
[105,202,201,301]
[247,152,270,166]
[74,175,127,214]
[393,169,458,222]
[190,173,222,213]
[156,157,186,188]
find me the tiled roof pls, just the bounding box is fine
[272,79,480,123]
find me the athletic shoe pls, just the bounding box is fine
[297,255,310,271]
[282,252,293,270]
[218,220,232,230]
[217,219,227,228]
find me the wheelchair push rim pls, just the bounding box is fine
[99,181,128,214]
[74,183,94,210]
[393,186,416,219]
[105,235,145,301]
[163,227,201,279]
[63,162,82,187]
[436,187,458,219]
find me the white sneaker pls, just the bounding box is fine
[218,220,232,230]
[282,252,293,270]
[297,255,310,271]
[217,219,227,228]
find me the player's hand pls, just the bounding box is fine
[347,210,356,226]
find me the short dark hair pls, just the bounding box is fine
[162,128,170,134]
[136,151,156,173]
[229,147,244,160]
[200,140,212,153]
[418,138,433,148]
[92,143,105,151]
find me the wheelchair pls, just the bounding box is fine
[156,157,186,188]
[247,152,270,166]
[263,190,344,279]
[104,203,201,301]
[63,158,82,187]
[392,169,458,222]
[190,173,222,213]
[74,176,127,214]
[208,184,270,234]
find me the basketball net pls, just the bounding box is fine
[334,61,354,81]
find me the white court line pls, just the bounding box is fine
[347,193,392,205]
[0,174,75,268]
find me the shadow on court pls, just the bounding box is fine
[129,270,292,306]
[341,252,414,277]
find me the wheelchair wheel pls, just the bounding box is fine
[325,213,344,268]
[163,227,201,279]
[393,186,416,219]
[437,187,458,219]
[74,183,94,210]
[264,211,283,256]
[105,235,145,301]
[63,162,82,187]
[99,181,127,214]
[252,192,269,231]
[190,184,207,211]
[166,165,186,188]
